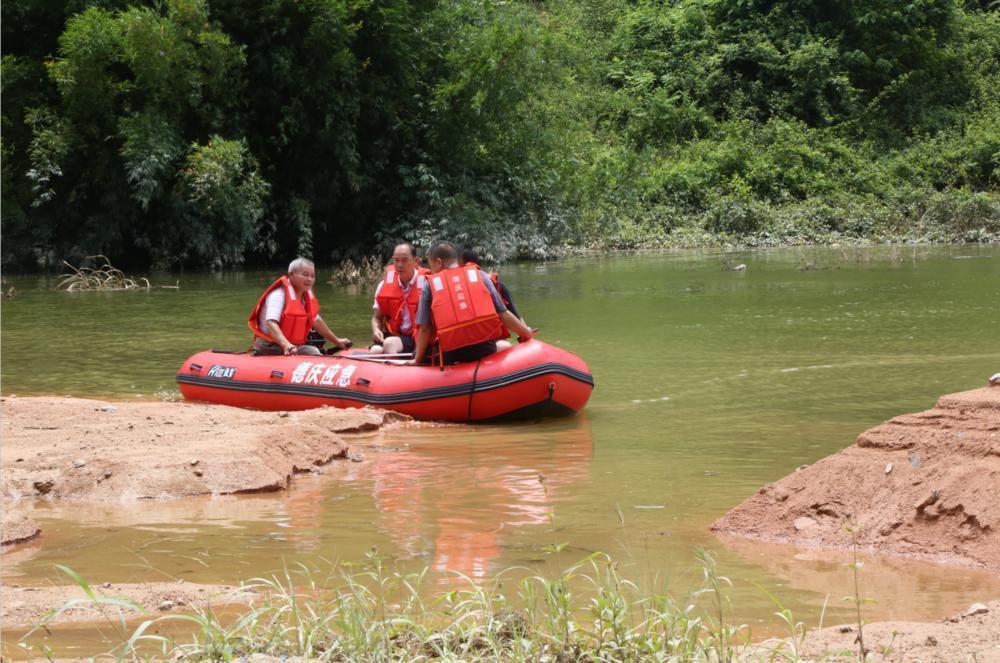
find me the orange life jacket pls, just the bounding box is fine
[375,266,428,337]
[429,266,504,352]
[463,261,510,340]
[248,275,319,346]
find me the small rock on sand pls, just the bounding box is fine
[793,516,817,532]
[32,480,54,495]
[963,603,989,618]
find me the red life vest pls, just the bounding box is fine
[429,266,504,352]
[375,266,428,337]
[463,261,510,340]
[247,275,319,346]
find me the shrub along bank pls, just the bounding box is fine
[2,0,998,269]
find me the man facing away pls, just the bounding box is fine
[410,241,533,365]
[461,247,525,324]
[370,242,428,355]
[248,257,351,356]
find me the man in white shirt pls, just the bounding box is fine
[370,243,426,355]
[249,258,351,355]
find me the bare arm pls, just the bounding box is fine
[266,320,297,355]
[412,324,435,364]
[501,310,533,342]
[371,310,386,345]
[314,315,350,349]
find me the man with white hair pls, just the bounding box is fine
[248,257,351,356]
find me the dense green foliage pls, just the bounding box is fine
[3,0,999,268]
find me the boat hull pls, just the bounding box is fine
[176,340,594,422]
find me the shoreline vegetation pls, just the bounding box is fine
[2,1,998,270]
[15,240,997,292]
[7,553,998,661]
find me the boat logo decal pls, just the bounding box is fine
[290,362,356,387]
[207,365,237,379]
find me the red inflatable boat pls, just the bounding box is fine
[176,340,594,423]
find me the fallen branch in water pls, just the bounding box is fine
[327,255,383,286]
[56,256,177,291]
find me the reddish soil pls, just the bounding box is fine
[0,396,408,633]
[1,580,255,628]
[792,599,1000,662]
[1,396,407,550]
[1,396,406,504]
[1,512,41,546]
[713,385,1000,571]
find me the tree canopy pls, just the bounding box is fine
[3,0,998,269]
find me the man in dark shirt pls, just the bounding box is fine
[460,247,525,323]
[411,241,533,365]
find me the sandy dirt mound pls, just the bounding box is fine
[713,385,1000,571]
[1,512,41,546]
[1,396,407,503]
[1,580,255,628]
[791,599,1000,662]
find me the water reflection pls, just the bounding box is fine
[716,534,1000,624]
[336,419,593,582]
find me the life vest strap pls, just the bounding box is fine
[437,315,500,335]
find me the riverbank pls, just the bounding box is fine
[793,599,999,662]
[6,560,997,660]
[713,383,1000,571]
[1,396,406,544]
[1,579,255,628]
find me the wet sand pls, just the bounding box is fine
[717,383,1000,659]
[1,512,41,546]
[1,396,406,510]
[1,396,407,637]
[713,385,1000,571]
[1,580,255,628]
[791,599,1000,662]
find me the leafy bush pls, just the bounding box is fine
[1,0,998,268]
[176,136,269,265]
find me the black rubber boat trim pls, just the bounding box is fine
[176,362,594,406]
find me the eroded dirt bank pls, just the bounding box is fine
[713,385,1000,571]
[0,512,41,546]
[1,396,407,545]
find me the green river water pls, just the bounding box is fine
[2,245,1000,656]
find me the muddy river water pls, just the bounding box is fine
[3,245,1000,652]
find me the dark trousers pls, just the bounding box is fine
[441,340,497,365]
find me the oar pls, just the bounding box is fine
[341,354,413,365]
[344,352,413,359]
[322,340,354,356]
